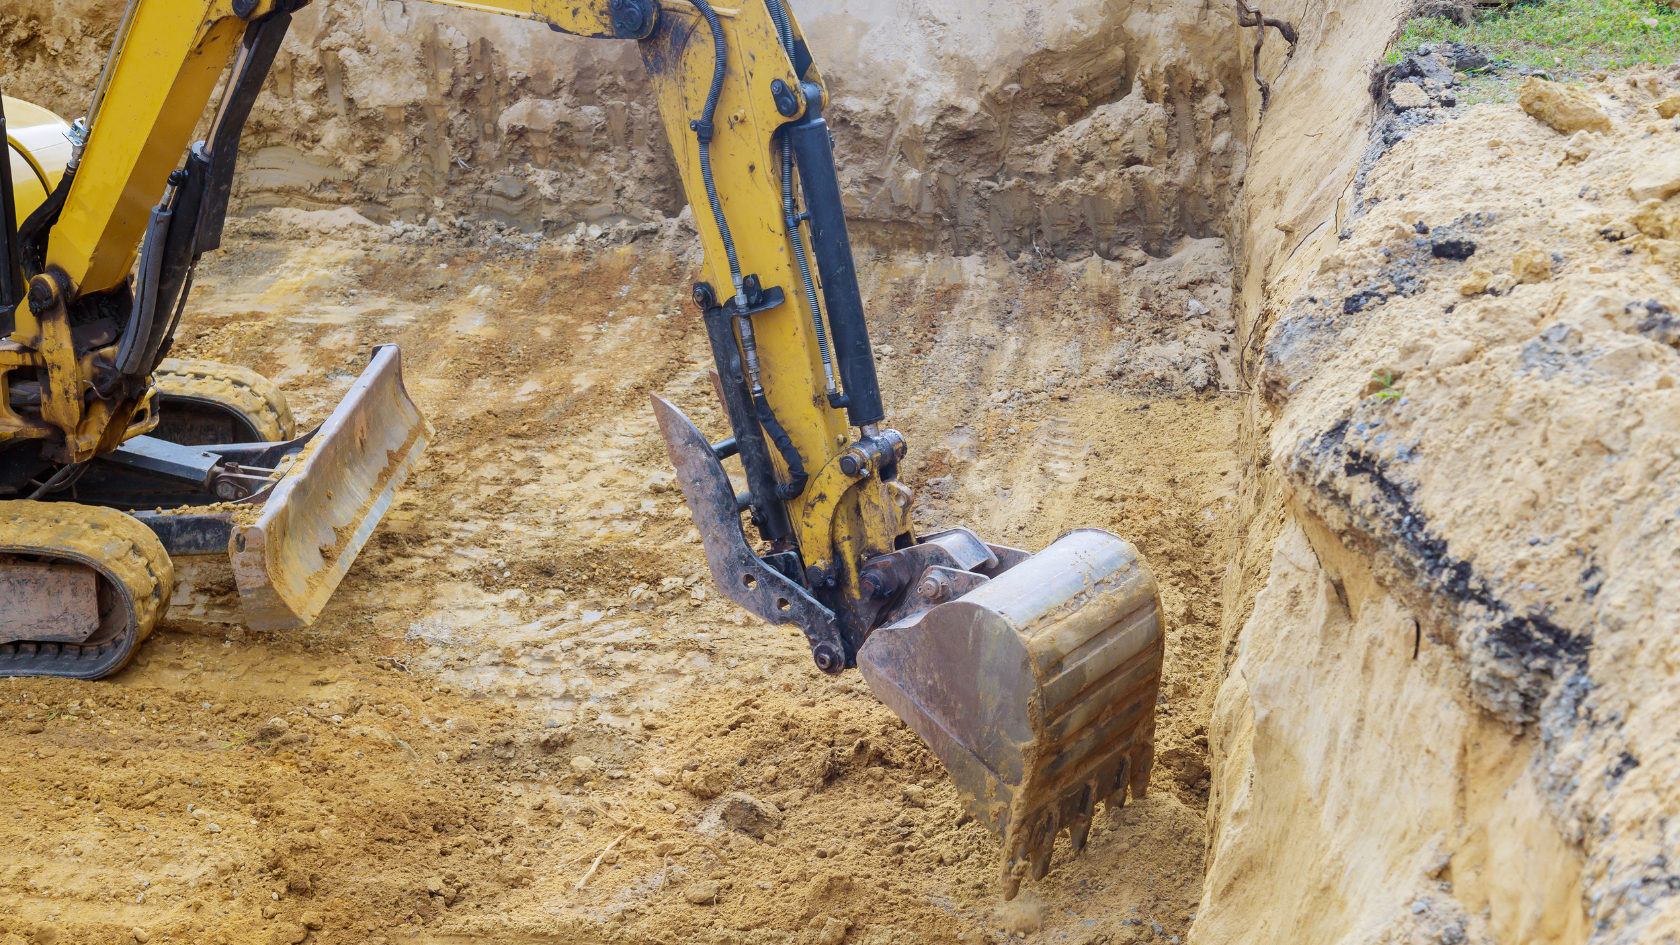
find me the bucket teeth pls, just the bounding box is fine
[1069,817,1093,854]
[858,528,1164,902]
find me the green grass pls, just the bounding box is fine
[1389,0,1680,79]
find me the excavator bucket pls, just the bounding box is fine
[857,529,1163,899]
[228,345,430,631]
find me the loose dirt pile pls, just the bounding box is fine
[0,213,1243,944]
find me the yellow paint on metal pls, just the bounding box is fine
[4,95,72,196]
[629,0,909,612]
[34,289,83,459]
[47,2,247,293]
[7,0,907,618]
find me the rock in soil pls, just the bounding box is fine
[1518,77,1611,134]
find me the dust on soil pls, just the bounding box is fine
[0,215,1240,945]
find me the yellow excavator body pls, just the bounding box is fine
[0,0,1162,896]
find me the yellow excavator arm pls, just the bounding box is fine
[0,0,1165,897]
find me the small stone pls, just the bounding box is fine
[720,791,784,838]
[1512,245,1552,284]
[681,766,730,799]
[1632,200,1680,240]
[1427,339,1477,369]
[19,721,44,735]
[1628,154,1680,203]
[300,912,323,930]
[570,756,597,776]
[684,881,720,905]
[1389,82,1432,110]
[1458,268,1493,295]
[1519,77,1611,134]
[1431,236,1476,260]
[1186,298,1210,317]
[817,917,851,945]
[903,784,928,808]
[1185,360,1213,391]
[1657,94,1680,120]
[131,930,149,944]
[650,766,675,785]
[1561,131,1597,165]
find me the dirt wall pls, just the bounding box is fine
[1204,12,1680,943]
[2,0,1253,256]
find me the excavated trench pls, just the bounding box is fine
[4,1,1679,944]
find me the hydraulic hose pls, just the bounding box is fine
[15,165,75,279]
[687,0,744,307]
[754,389,808,499]
[688,0,808,500]
[781,141,835,396]
[115,201,172,377]
[763,0,838,399]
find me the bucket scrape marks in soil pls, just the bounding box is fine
[0,217,1241,944]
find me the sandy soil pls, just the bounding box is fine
[0,217,1241,945]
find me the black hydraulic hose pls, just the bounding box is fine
[763,0,793,49]
[763,0,838,399]
[687,0,743,302]
[688,0,808,501]
[754,389,807,500]
[114,202,171,376]
[781,140,834,390]
[26,461,88,501]
[15,165,75,279]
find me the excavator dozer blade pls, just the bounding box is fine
[857,528,1163,899]
[229,345,430,631]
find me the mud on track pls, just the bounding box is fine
[0,217,1241,945]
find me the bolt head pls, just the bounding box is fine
[918,573,950,602]
[26,276,55,314]
[609,0,656,37]
[812,643,844,674]
[691,282,717,310]
[771,79,799,117]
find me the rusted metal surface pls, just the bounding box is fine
[229,346,429,632]
[0,558,100,643]
[652,393,847,671]
[857,528,1163,900]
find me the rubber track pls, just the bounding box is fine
[0,501,174,679]
[153,357,296,442]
